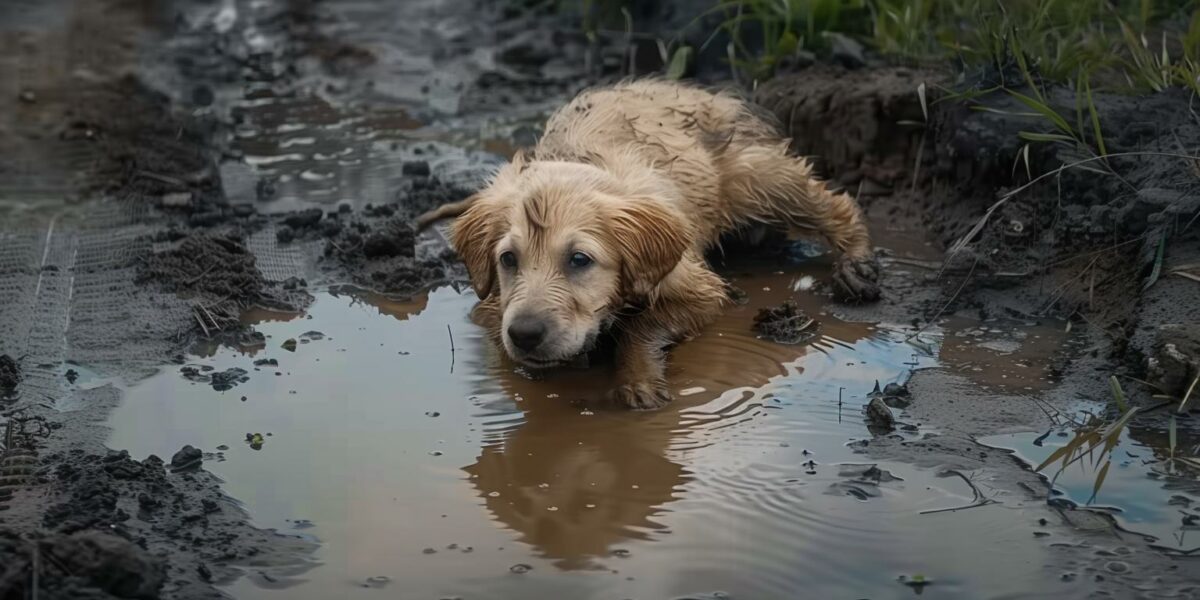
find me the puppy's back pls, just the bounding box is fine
[536,80,782,164]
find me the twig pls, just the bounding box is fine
[447,324,456,374]
[920,470,998,515]
[906,256,978,342]
[949,151,1200,256]
[184,264,216,286]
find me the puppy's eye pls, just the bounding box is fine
[568,252,593,268]
[499,251,518,269]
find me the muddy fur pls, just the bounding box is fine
[425,79,881,409]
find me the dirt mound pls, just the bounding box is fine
[753,300,819,345]
[0,356,18,397]
[755,66,940,194]
[0,528,165,600]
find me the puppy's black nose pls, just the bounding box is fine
[507,316,547,353]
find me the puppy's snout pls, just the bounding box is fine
[506,315,547,353]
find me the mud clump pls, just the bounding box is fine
[753,301,819,344]
[0,355,19,397]
[1146,324,1200,399]
[0,528,166,600]
[138,233,302,313]
[138,234,263,302]
[362,219,416,259]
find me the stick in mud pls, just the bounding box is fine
[447,324,455,374]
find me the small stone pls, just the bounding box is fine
[281,339,297,352]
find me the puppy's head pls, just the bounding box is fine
[451,159,689,367]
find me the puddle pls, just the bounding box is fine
[107,261,1086,599]
[938,316,1075,392]
[982,408,1200,554]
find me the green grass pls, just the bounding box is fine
[668,0,1200,92]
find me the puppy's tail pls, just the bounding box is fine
[414,195,478,232]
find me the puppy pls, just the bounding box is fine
[417,80,880,409]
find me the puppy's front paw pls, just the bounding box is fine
[611,380,672,411]
[832,255,881,303]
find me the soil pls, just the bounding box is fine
[2,0,1199,598]
[0,357,18,398]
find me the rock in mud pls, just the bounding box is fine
[0,355,20,396]
[864,397,895,433]
[210,367,249,391]
[753,300,818,344]
[1146,324,1200,399]
[170,445,203,472]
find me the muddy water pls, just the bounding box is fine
[107,261,1083,599]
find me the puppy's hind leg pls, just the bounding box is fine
[724,145,880,302]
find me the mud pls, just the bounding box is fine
[0,357,18,398]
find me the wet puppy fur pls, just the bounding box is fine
[417,80,880,409]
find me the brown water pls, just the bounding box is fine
[107,262,1086,600]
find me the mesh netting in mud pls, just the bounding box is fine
[137,234,305,313]
[753,300,820,345]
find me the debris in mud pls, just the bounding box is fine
[753,301,819,344]
[139,233,303,315]
[0,528,167,599]
[1146,324,1200,399]
[0,355,19,397]
[211,368,250,391]
[299,331,325,343]
[281,338,298,352]
[246,433,265,451]
[362,220,417,259]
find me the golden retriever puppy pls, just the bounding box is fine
[417,79,879,409]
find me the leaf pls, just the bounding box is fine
[1008,90,1076,138]
[1101,406,1139,442]
[776,30,799,57]
[1089,460,1111,504]
[1109,376,1128,413]
[1084,78,1107,156]
[1142,230,1166,292]
[1036,431,1089,472]
[666,46,694,80]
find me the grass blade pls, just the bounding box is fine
[1084,77,1107,156]
[1008,90,1075,138]
[1169,415,1177,460]
[1142,231,1167,292]
[1109,376,1128,413]
[1180,373,1199,413]
[666,45,693,80]
[1018,131,1076,143]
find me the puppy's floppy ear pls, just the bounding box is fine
[450,195,505,299]
[608,199,690,300]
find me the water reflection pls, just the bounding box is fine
[463,266,877,570]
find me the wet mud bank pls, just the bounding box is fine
[1,0,1199,599]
